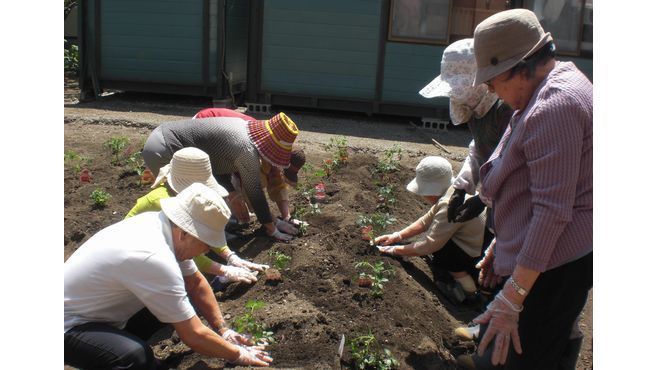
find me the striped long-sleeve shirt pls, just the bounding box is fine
[160,117,272,224]
[479,61,592,276]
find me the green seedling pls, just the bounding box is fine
[374,144,402,174]
[297,221,309,236]
[268,250,292,270]
[324,135,349,167]
[308,203,321,215]
[376,184,397,209]
[64,149,89,173]
[357,213,396,244]
[232,300,275,344]
[104,137,129,165]
[349,330,399,369]
[126,150,146,177]
[90,188,111,207]
[355,261,395,298]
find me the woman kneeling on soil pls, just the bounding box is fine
[126,147,269,286]
[375,156,487,302]
[142,112,301,241]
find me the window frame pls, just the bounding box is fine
[387,0,454,46]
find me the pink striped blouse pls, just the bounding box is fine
[479,61,593,276]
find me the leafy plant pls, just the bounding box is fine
[104,137,129,165]
[64,149,88,173]
[64,39,79,72]
[232,300,275,344]
[297,221,309,236]
[357,212,396,242]
[355,261,395,298]
[90,188,111,207]
[374,145,402,174]
[376,184,397,209]
[126,150,146,176]
[297,164,326,200]
[268,250,292,270]
[324,135,349,168]
[349,330,399,369]
[308,203,321,215]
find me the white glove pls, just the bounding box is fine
[377,245,399,255]
[218,264,258,284]
[267,228,293,242]
[221,328,253,346]
[229,345,273,366]
[275,218,299,235]
[227,253,270,272]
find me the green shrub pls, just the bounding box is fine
[90,188,111,207]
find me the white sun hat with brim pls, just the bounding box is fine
[160,183,231,248]
[152,147,228,197]
[406,156,454,197]
[419,38,498,125]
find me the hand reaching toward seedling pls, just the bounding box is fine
[227,253,270,272]
[374,232,401,246]
[376,245,399,255]
[218,264,258,284]
[221,328,254,346]
[229,345,273,367]
[275,218,299,235]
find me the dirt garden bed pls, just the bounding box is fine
[63,72,591,370]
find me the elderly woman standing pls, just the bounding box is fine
[142,112,301,241]
[469,9,592,369]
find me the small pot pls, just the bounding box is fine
[265,268,282,282]
[79,169,92,183]
[140,169,155,185]
[357,276,373,288]
[360,226,373,241]
[314,182,326,202]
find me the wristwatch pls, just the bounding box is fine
[508,277,528,297]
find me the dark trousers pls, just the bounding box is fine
[475,252,592,370]
[64,308,168,370]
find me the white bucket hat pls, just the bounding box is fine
[406,156,454,196]
[160,183,231,248]
[152,147,228,197]
[419,38,498,125]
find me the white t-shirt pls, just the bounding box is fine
[64,212,198,333]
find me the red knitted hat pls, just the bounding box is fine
[247,112,299,168]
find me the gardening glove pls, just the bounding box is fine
[375,231,402,246]
[275,217,299,235]
[268,227,294,242]
[377,245,399,255]
[283,215,308,228]
[448,188,467,222]
[218,264,258,284]
[221,328,253,346]
[453,194,486,223]
[474,293,523,366]
[229,345,273,367]
[227,252,269,272]
[476,242,503,289]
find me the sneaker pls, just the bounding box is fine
[454,324,480,341]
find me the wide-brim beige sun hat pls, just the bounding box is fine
[160,183,231,248]
[472,8,553,86]
[406,156,454,197]
[152,147,228,197]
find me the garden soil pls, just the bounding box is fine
[64,72,592,370]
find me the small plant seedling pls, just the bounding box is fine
[308,203,321,215]
[376,184,397,208]
[64,149,89,173]
[375,144,403,174]
[297,221,309,236]
[357,213,396,245]
[127,150,146,176]
[268,250,292,270]
[324,135,349,165]
[104,136,129,165]
[90,188,111,207]
[349,330,399,369]
[355,261,395,298]
[232,300,275,344]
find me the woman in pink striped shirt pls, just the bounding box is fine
[466,9,593,370]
